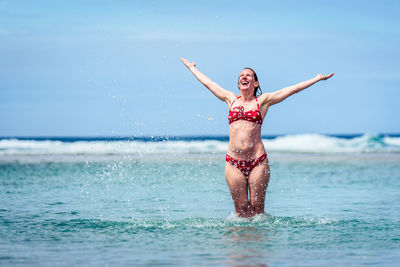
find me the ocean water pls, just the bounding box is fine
[1,134,399,266]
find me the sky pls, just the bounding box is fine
[1,0,399,137]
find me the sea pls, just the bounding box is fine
[1,133,399,266]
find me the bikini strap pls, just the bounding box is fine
[230,96,241,111]
[255,97,260,109]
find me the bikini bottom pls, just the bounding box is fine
[225,153,267,177]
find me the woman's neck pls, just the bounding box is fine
[240,90,255,102]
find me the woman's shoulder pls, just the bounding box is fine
[226,92,240,105]
[257,92,273,105]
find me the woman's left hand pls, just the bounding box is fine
[317,73,334,80]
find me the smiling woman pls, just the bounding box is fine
[239,68,262,96]
[180,57,333,218]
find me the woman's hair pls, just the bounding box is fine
[243,67,262,96]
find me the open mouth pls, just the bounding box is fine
[241,81,249,85]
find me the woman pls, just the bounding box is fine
[181,57,334,218]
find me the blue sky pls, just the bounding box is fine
[1,0,399,136]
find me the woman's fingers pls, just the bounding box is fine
[325,73,334,79]
[318,73,334,80]
[180,57,189,66]
[180,57,196,68]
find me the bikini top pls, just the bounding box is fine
[228,96,263,125]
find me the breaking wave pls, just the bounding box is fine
[0,134,399,156]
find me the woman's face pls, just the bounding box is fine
[238,69,259,92]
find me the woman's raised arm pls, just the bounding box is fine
[261,73,334,107]
[180,57,236,104]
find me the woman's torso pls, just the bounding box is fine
[227,96,267,160]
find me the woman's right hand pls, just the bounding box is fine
[179,57,235,103]
[180,57,196,69]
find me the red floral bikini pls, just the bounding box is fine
[226,96,267,177]
[228,96,263,125]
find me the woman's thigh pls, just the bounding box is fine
[225,162,252,216]
[248,160,270,213]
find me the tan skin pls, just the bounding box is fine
[181,57,334,217]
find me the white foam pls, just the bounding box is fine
[263,134,400,153]
[263,134,338,153]
[1,134,399,156]
[383,136,400,146]
[0,139,228,156]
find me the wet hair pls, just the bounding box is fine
[241,67,262,96]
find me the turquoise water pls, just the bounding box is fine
[1,135,400,265]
